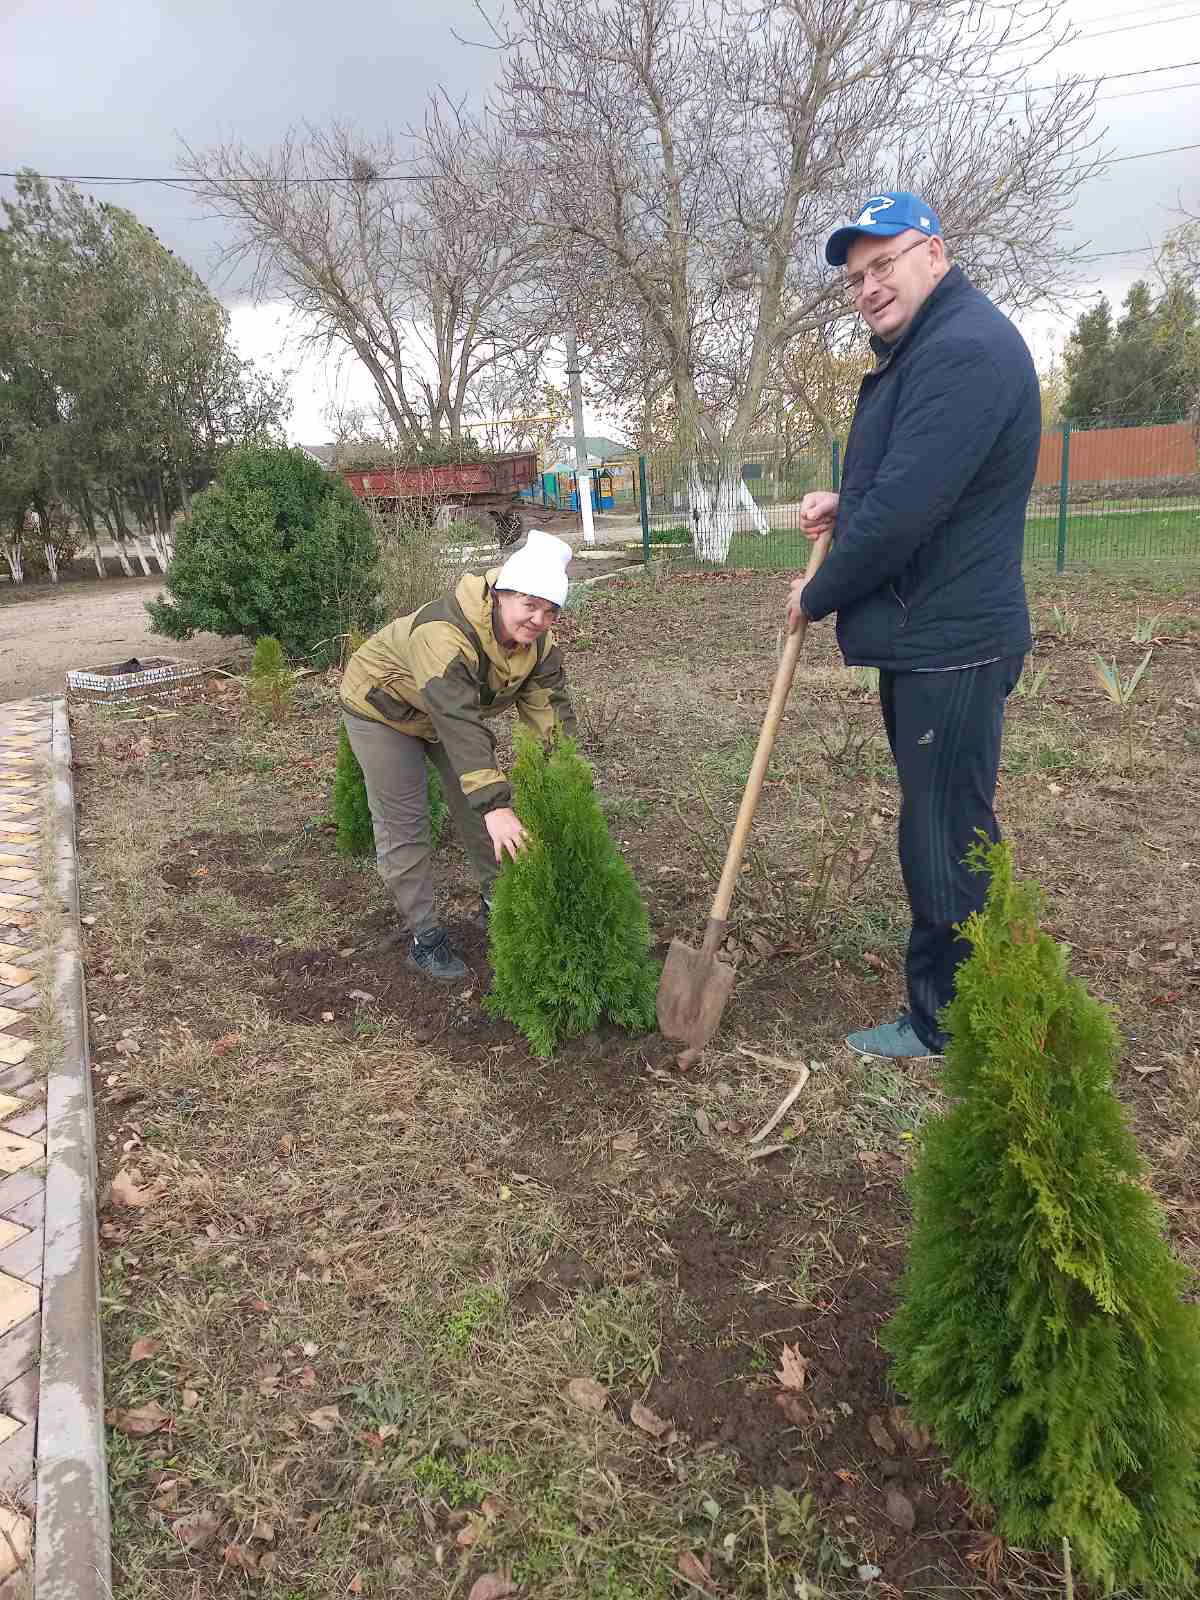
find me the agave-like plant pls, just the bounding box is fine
[1091,648,1153,774]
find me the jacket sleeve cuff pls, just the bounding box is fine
[472,782,513,815]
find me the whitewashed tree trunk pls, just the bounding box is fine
[43,544,60,582]
[129,534,155,576]
[688,461,740,563]
[111,537,136,578]
[88,535,106,577]
[3,541,24,583]
[737,479,770,536]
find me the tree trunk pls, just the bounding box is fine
[129,534,154,577]
[104,497,137,577]
[77,492,107,577]
[2,538,23,584]
[43,543,60,582]
[687,458,769,563]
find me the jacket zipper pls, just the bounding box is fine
[890,583,909,627]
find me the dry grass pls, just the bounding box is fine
[74,561,1200,1599]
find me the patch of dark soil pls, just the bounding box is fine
[639,1165,987,1590]
[512,1250,606,1317]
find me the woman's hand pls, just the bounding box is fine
[799,490,839,541]
[485,806,529,863]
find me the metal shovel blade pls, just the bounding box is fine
[656,934,737,1051]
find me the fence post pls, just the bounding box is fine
[1056,423,1071,574]
[831,438,841,493]
[637,455,651,563]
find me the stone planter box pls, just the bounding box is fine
[65,656,204,705]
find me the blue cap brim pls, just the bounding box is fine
[825,221,909,267]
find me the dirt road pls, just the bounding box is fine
[0,578,241,701]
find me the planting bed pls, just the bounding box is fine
[69,561,1199,1598]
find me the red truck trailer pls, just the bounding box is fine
[340,451,537,548]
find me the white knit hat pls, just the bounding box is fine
[493,529,573,607]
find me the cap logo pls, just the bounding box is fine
[855,195,895,226]
[920,215,931,227]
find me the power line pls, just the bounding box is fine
[0,170,425,187]
[1073,0,1200,24]
[1069,10,1200,42]
[1103,140,1200,163]
[1099,77,1200,101]
[1009,58,1200,96]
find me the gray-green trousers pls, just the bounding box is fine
[343,711,498,937]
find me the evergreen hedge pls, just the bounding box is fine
[485,732,658,1056]
[884,840,1200,1595]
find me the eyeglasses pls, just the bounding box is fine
[841,237,930,301]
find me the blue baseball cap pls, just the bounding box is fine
[825,191,941,267]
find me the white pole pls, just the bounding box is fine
[565,324,595,546]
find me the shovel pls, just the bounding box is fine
[657,529,831,1055]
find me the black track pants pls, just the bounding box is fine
[878,654,1023,1050]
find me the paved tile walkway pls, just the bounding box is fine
[0,700,51,1587]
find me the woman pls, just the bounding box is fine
[340,529,577,980]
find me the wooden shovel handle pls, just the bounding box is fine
[701,530,831,953]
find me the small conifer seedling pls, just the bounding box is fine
[331,727,446,858]
[332,727,375,858]
[247,635,294,721]
[884,840,1200,1597]
[485,731,658,1057]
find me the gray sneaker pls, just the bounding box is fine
[846,1015,944,1061]
[408,928,468,981]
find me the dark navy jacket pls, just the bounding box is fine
[801,266,1039,670]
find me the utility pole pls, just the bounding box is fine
[564,323,595,546]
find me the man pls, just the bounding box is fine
[341,529,576,981]
[786,191,1040,1061]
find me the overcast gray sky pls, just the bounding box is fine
[4,0,1199,440]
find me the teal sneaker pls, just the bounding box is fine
[845,1015,943,1061]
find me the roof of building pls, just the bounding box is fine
[549,433,631,463]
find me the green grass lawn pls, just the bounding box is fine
[640,503,1200,569]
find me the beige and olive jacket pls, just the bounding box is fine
[340,570,577,814]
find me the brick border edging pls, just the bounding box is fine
[34,699,112,1598]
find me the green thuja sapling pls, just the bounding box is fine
[247,635,294,722]
[331,726,446,858]
[884,840,1200,1597]
[485,730,658,1056]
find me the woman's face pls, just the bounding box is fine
[495,589,559,647]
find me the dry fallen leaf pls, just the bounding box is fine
[298,1366,317,1389]
[108,1399,171,1436]
[676,1550,715,1590]
[456,1523,478,1549]
[885,1486,917,1533]
[566,1377,608,1413]
[468,1573,519,1600]
[213,1033,242,1056]
[223,1543,260,1573]
[171,1508,221,1550]
[250,1520,275,1543]
[320,1011,335,1023]
[129,1336,160,1362]
[181,1388,200,1412]
[774,1392,814,1426]
[110,1168,158,1209]
[866,1413,896,1455]
[776,1343,808,1392]
[888,1405,932,1454]
[630,1400,673,1439]
[611,1131,639,1154]
[279,1133,296,1156]
[305,1405,341,1433]
[347,1575,364,1595]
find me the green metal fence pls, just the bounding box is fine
[632,419,1200,570]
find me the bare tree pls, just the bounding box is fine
[466,0,1098,558]
[182,109,552,451]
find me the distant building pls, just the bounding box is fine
[547,433,631,466]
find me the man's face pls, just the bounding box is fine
[845,229,945,344]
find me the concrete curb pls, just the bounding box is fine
[35,699,111,1598]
